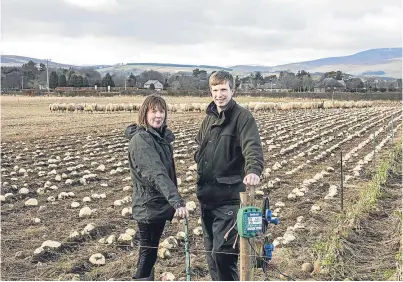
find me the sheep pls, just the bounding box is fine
[58,103,67,113]
[67,103,76,113]
[106,103,113,113]
[49,103,58,112]
[267,102,276,111]
[254,103,266,112]
[124,104,133,112]
[167,104,177,112]
[179,103,195,112]
[84,103,93,113]
[91,103,97,112]
[133,103,141,111]
[179,104,187,112]
[192,103,201,112]
[173,104,181,112]
[96,104,106,113]
[76,104,84,113]
[247,102,256,111]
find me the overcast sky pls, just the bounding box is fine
[1,0,402,67]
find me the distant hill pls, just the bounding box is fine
[280,48,401,67]
[1,47,401,78]
[1,55,115,70]
[0,55,232,75]
[1,55,77,68]
[230,48,402,78]
[93,63,232,77]
[126,62,232,70]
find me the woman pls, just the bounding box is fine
[125,94,188,280]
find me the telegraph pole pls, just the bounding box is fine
[21,74,24,89]
[46,59,51,94]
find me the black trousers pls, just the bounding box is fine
[201,204,240,281]
[133,221,166,279]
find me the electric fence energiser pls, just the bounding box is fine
[237,194,279,270]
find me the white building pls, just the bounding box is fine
[144,80,163,90]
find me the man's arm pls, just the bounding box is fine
[238,112,264,185]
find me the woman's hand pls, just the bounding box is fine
[174,207,189,218]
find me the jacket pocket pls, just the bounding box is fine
[216,175,243,185]
[213,204,240,221]
[148,197,167,209]
[208,175,243,202]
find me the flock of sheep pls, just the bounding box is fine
[49,103,141,113]
[245,100,374,111]
[49,100,374,114]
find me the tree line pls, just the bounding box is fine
[237,70,316,92]
[1,60,115,89]
[238,70,402,92]
[1,60,401,93]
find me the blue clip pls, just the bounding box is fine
[265,209,280,225]
[264,243,274,260]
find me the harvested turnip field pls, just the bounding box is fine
[1,95,402,281]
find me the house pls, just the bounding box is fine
[314,78,345,92]
[257,83,289,92]
[144,80,163,90]
[239,81,291,92]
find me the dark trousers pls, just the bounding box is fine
[201,204,240,281]
[133,221,166,279]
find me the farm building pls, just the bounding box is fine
[257,83,291,92]
[144,80,163,90]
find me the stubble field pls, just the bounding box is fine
[1,95,401,281]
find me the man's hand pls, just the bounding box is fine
[174,207,189,219]
[243,173,260,185]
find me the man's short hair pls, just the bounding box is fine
[209,71,235,91]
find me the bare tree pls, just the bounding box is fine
[302,75,314,92]
[345,78,364,92]
[168,72,208,90]
[138,70,165,85]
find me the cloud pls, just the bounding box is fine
[1,0,401,66]
[63,0,119,11]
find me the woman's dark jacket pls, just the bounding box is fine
[125,124,184,223]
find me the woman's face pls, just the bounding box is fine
[147,107,165,129]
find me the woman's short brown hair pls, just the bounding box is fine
[138,94,168,128]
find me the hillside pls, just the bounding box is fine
[1,48,401,78]
[231,48,402,78]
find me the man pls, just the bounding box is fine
[194,71,264,280]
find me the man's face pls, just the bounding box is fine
[210,81,234,109]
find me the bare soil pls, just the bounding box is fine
[1,95,401,281]
[333,152,402,281]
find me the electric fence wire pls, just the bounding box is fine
[247,238,296,281]
[2,236,298,281]
[2,236,267,257]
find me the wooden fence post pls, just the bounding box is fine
[240,192,253,281]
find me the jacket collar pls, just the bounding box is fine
[206,99,236,119]
[146,124,175,143]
